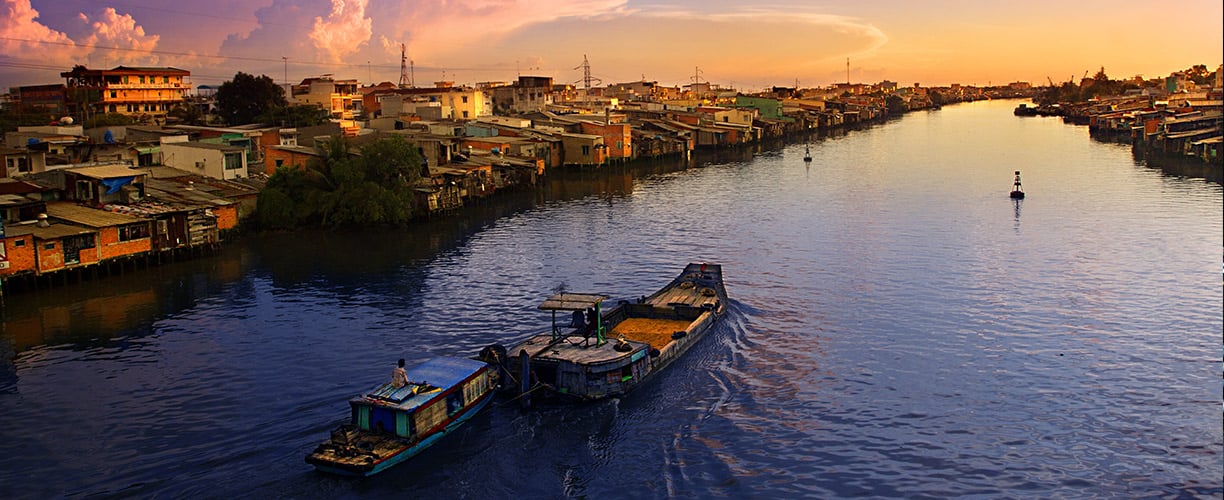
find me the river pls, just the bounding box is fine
[1,99,1221,498]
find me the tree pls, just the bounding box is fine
[258,104,330,128]
[254,135,422,229]
[215,72,286,125]
[929,90,946,106]
[885,95,907,115]
[168,102,205,125]
[84,113,133,128]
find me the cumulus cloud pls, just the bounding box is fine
[79,8,161,66]
[309,0,372,62]
[0,0,86,65]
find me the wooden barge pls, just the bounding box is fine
[481,263,727,405]
[305,357,494,476]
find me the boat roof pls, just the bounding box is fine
[357,357,486,409]
[405,357,486,388]
[538,293,607,311]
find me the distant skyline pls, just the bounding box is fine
[1,0,1221,91]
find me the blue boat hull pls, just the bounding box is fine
[311,391,493,477]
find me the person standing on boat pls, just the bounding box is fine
[391,359,409,388]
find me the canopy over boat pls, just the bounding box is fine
[538,293,607,311]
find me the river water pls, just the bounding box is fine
[1,99,1220,499]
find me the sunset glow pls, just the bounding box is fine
[1,0,1221,89]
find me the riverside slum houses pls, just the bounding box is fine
[1048,67,1222,164]
[1,64,1005,291]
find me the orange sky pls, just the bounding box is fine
[1,0,1221,89]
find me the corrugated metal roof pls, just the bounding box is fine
[46,202,146,227]
[66,165,150,179]
[28,223,96,240]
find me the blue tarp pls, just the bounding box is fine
[101,176,135,194]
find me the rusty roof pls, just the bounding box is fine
[45,202,146,227]
[65,165,151,179]
[26,222,96,240]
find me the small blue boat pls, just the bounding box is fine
[305,357,495,476]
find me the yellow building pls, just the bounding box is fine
[61,66,191,121]
[290,76,363,119]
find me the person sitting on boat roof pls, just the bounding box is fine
[391,359,409,388]
[571,309,585,328]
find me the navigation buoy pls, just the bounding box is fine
[1010,170,1025,199]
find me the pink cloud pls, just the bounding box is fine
[79,7,162,66]
[309,0,372,63]
[0,0,87,65]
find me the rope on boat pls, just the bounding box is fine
[497,382,550,406]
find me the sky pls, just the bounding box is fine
[1,0,1221,92]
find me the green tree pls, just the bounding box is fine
[168,102,205,125]
[885,94,907,115]
[258,104,330,128]
[0,107,54,133]
[84,113,134,128]
[929,90,946,106]
[215,72,286,125]
[255,135,422,229]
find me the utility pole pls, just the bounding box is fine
[574,55,601,91]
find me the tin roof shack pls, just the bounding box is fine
[414,168,464,216]
[0,225,36,277]
[458,150,542,191]
[557,133,606,166]
[578,119,632,163]
[0,193,47,226]
[57,164,149,206]
[6,128,88,165]
[263,145,321,175]
[45,202,152,264]
[161,142,248,180]
[2,147,48,177]
[142,175,246,232]
[166,124,280,170]
[25,220,98,273]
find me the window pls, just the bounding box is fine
[224,153,243,170]
[75,180,95,201]
[139,76,145,84]
[462,111,469,118]
[582,145,591,156]
[118,223,150,242]
[110,91,117,98]
[461,96,468,103]
[44,243,55,250]
[14,240,24,247]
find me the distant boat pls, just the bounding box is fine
[803,145,812,162]
[305,357,495,476]
[1010,170,1025,199]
